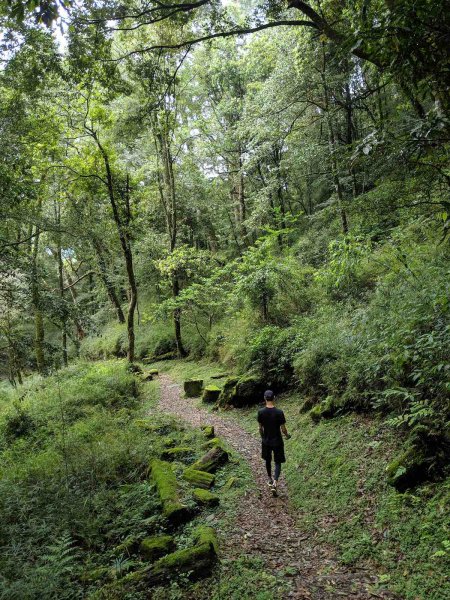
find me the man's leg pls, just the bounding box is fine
[265,457,273,481]
[274,462,281,482]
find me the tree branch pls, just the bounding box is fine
[107,20,318,61]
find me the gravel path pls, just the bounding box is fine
[156,374,397,600]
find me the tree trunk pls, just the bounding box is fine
[92,238,125,323]
[153,115,187,358]
[31,226,45,373]
[55,202,68,367]
[91,128,138,362]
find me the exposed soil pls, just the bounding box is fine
[156,374,398,600]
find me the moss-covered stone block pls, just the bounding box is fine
[141,373,153,381]
[222,476,238,490]
[149,459,191,524]
[191,446,228,473]
[202,385,221,403]
[139,535,175,561]
[127,363,143,374]
[386,446,430,491]
[147,526,218,584]
[193,488,220,506]
[184,379,203,397]
[149,369,159,375]
[183,467,215,489]
[161,446,193,461]
[201,424,215,438]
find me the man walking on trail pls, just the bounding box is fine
[258,390,290,495]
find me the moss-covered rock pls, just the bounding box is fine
[184,379,203,397]
[183,467,215,489]
[149,369,159,375]
[201,424,215,438]
[211,373,229,379]
[386,445,430,491]
[217,377,239,407]
[193,488,220,506]
[149,459,191,524]
[202,385,221,403]
[161,446,193,461]
[219,375,265,407]
[141,373,153,381]
[127,363,143,375]
[309,397,337,422]
[147,526,218,584]
[139,535,175,561]
[191,446,228,473]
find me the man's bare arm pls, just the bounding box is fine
[281,424,291,439]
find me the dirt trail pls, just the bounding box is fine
[156,374,397,600]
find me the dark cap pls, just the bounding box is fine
[264,390,274,401]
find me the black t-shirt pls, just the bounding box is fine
[257,407,286,446]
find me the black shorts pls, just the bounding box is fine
[261,442,285,463]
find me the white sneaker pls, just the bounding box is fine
[271,480,278,496]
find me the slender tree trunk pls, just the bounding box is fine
[92,238,125,323]
[91,129,138,362]
[154,119,187,358]
[31,226,45,373]
[54,202,68,367]
[64,268,86,356]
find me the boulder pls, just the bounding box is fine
[191,446,228,473]
[139,535,175,561]
[149,459,191,524]
[232,375,266,407]
[218,375,265,408]
[202,386,221,403]
[147,526,218,584]
[183,468,215,489]
[184,379,204,397]
[193,488,220,506]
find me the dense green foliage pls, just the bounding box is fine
[0,0,449,598]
